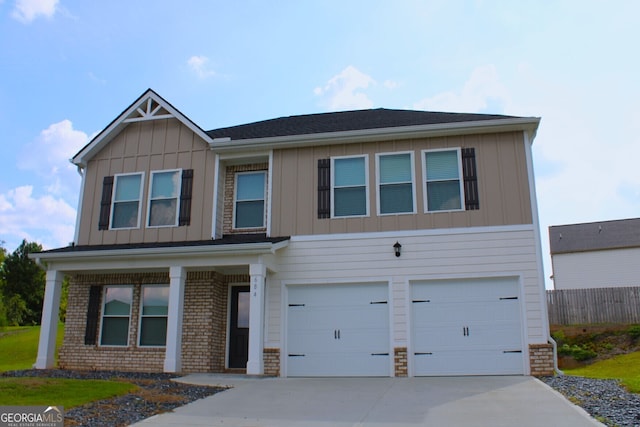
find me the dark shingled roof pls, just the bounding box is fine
[36,235,290,254]
[549,218,640,254]
[206,108,517,141]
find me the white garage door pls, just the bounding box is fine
[287,283,390,377]
[412,277,524,376]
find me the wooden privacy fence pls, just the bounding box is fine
[547,286,640,325]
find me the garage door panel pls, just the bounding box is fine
[412,278,524,376]
[287,283,390,377]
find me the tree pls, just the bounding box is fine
[0,241,7,327]
[0,240,45,325]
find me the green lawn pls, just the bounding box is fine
[0,324,64,371]
[0,324,137,409]
[564,351,640,393]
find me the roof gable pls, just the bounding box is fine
[72,89,212,167]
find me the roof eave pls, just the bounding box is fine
[208,117,541,153]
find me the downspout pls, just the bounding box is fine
[523,125,560,375]
[72,163,86,246]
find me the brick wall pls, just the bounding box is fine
[222,163,269,234]
[394,347,408,377]
[529,343,555,376]
[60,271,250,373]
[263,348,280,376]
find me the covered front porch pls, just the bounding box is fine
[31,237,289,375]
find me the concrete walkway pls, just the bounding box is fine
[132,375,604,427]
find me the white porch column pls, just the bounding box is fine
[164,266,186,373]
[35,270,63,369]
[246,263,266,375]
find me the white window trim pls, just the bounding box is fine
[99,285,133,347]
[233,170,267,230]
[330,154,370,218]
[375,151,416,216]
[421,147,465,213]
[138,284,169,348]
[146,169,182,228]
[110,172,144,230]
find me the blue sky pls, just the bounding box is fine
[1,0,639,288]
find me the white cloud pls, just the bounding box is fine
[18,119,87,195]
[314,65,376,111]
[0,185,76,251]
[413,65,510,113]
[11,0,58,23]
[187,55,216,79]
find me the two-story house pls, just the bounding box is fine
[33,89,554,377]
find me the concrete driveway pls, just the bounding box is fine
[132,375,603,427]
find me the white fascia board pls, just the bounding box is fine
[30,240,289,265]
[72,89,213,167]
[209,117,541,153]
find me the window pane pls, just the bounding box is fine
[380,183,413,214]
[237,173,265,200]
[237,292,250,329]
[236,200,265,228]
[427,181,462,211]
[140,317,167,346]
[334,157,365,187]
[149,199,177,226]
[114,175,141,201]
[334,187,366,216]
[380,154,411,184]
[142,286,169,316]
[104,287,132,315]
[426,151,459,180]
[101,317,129,345]
[151,171,179,198]
[112,201,139,228]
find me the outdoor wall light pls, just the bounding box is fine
[393,241,402,257]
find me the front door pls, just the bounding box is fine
[228,286,250,369]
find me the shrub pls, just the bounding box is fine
[558,344,597,361]
[628,325,640,340]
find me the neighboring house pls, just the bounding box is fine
[549,218,640,290]
[32,89,553,377]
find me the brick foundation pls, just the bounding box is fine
[529,343,555,376]
[263,348,280,376]
[394,347,408,377]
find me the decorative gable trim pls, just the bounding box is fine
[72,89,212,168]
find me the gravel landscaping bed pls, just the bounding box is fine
[542,375,640,427]
[1,369,226,426]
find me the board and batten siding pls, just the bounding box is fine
[77,118,215,246]
[552,247,640,290]
[270,131,533,237]
[266,225,546,349]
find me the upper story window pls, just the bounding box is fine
[423,148,464,212]
[139,285,169,347]
[111,173,143,229]
[234,171,266,229]
[376,152,415,215]
[148,170,180,227]
[332,155,368,217]
[100,286,132,346]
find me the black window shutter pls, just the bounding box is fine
[462,148,480,210]
[84,285,102,345]
[179,169,194,226]
[98,176,114,230]
[317,159,331,219]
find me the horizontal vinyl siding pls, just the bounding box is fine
[553,248,640,290]
[267,226,545,348]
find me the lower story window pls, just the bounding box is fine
[139,285,169,346]
[100,286,132,346]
